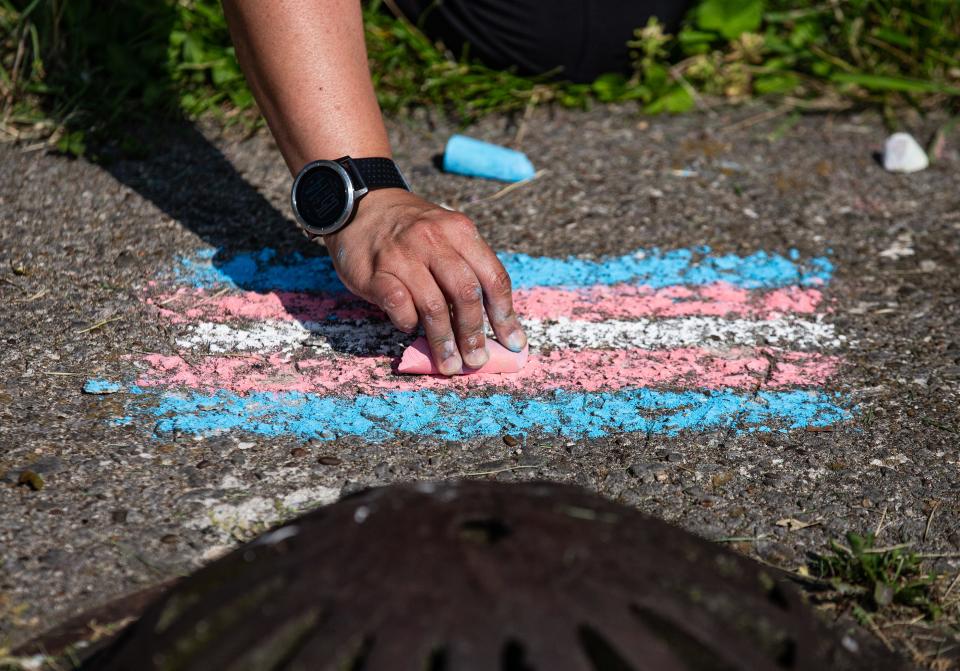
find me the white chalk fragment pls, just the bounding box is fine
[251,525,300,546]
[883,132,928,173]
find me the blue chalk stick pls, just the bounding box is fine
[443,134,535,182]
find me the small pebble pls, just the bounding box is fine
[318,456,342,466]
[883,132,928,173]
[290,447,308,458]
[502,435,520,447]
[18,470,44,491]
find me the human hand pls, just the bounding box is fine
[323,189,527,376]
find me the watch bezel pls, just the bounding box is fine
[290,159,359,237]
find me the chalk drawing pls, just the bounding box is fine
[97,245,850,441]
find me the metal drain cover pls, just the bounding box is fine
[84,481,904,671]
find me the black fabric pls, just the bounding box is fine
[391,0,694,83]
[344,157,409,191]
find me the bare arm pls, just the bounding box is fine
[222,0,527,375]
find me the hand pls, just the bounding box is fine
[323,189,527,375]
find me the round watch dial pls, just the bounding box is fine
[291,162,352,234]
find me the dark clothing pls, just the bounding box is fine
[392,0,693,83]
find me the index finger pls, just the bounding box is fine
[466,241,527,352]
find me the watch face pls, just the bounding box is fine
[292,162,352,233]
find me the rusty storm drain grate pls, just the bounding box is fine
[81,481,904,671]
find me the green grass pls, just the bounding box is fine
[812,532,937,615]
[807,532,960,666]
[1,0,959,156]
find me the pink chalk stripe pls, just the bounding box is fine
[514,283,824,320]
[147,282,824,324]
[135,347,840,395]
[145,287,378,324]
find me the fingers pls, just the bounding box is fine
[403,265,463,376]
[428,254,489,370]
[466,240,527,352]
[368,272,418,333]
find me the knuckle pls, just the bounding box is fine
[421,300,448,321]
[461,331,485,350]
[410,219,444,247]
[491,269,513,296]
[428,333,454,350]
[456,280,483,305]
[446,212,475,231]
[380,287,409,311]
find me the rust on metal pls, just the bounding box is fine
[83,481,905,670]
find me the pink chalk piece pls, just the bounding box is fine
[397,336,528,375]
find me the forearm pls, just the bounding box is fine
[221,0,390,174]
[221,0,527,373]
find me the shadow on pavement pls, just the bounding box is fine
[28,0,337,300]
[103,123,399,358]
[104,122,316,259]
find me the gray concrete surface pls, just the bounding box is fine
[1,105,958,660]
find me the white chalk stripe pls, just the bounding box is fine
[175,315,843,355]
[523,316,843,350]
[176,320,405,355]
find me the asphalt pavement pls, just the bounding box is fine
[1,104,958,661]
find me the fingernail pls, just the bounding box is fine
[439,343,463,376]
[439,356,463,376]
[505,329,527,352]
[463,345,490,369]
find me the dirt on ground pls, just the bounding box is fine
[1,104,958,667]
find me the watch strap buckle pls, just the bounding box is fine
[336,156,369,197]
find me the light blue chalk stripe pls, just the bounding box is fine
[177,246,832,292]
[130,387,849,442]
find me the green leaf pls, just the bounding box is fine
[811,61,832,77]
[831,72,960,95]
[212,58,241,86]
[56,130,86,157]
[695,0,765,40]
[677,28,718,54]
[754,72,800,94]
[592,73,627,102]
[182,34,206,64]
[642,63,670,91]
[871,26,915,50]
[645,85,694,114]
[228,87,254,109]
[788,21,821,49]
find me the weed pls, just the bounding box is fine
[1,1,959,153]
[812,532,938,615]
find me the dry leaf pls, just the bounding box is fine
[776,517,821,532]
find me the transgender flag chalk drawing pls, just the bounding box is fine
[106,246,851,441]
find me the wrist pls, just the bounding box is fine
[291,156,410,238]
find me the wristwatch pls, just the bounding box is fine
[290,156,411,237]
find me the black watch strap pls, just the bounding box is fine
[340,157,410,192]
